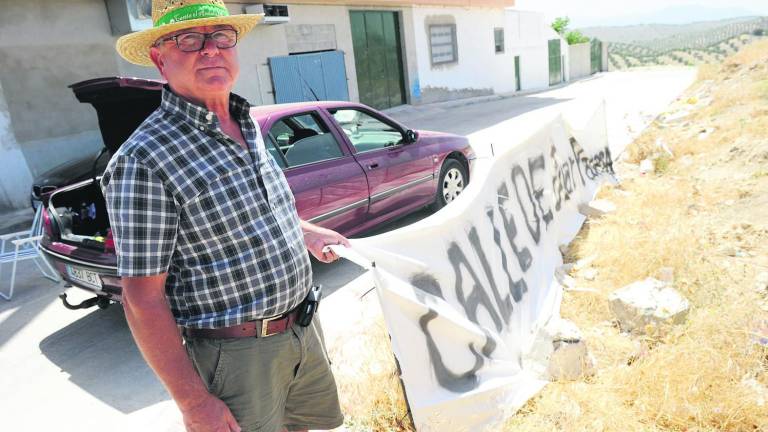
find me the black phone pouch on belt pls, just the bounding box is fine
[297,285,322,327]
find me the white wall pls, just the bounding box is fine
[410,6,517,103]
[505,9,549,91]
[569,42,591,80]
[504,9,568,91]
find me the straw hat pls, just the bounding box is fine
[116,0,263,66]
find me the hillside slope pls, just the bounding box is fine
[582,16,768,69]
[504,39,768,431]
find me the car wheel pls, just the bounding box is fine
[432,158,467,211]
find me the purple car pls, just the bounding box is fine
[40,76,474,310]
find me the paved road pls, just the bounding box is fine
[0,68,696,432]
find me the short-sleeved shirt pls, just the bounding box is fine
[100,87,312,329]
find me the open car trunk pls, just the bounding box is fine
[49,180,111,249]
[48,77,163,249]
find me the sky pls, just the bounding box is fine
[514,0,768,28]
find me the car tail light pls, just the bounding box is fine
[42,207,54,239]
[104,229,115,253]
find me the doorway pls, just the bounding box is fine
[350,11,407,109]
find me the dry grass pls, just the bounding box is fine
[331,316,414,431]
[502,39,768,432]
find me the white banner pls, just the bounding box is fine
[342,102,615,431]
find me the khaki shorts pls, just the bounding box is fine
[184,320,344,432]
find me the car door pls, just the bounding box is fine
[327,107,434,220]
[264,110,369,235]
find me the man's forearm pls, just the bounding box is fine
[122,276,210,411]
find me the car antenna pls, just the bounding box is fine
[297,69,320,102]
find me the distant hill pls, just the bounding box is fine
[580,16,768,70]
[580,17,758,44]
[575,5,759,27]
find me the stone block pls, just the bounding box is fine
[578,199,616,218]
[544,318,596,381]
[548,341,596,381]
[609,278,690,335]
[639,158,654,174]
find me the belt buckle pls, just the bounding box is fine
[260,315,279,338]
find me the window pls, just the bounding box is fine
[494,28,504,54]
[330,108,403,153]
[266,112,344,168]
[429,24,457,65]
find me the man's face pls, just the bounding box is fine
[150,24,240,100]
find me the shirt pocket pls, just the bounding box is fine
[180,166,260,238]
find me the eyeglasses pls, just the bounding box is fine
[156,29,238,52]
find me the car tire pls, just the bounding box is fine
[432,158,468,211]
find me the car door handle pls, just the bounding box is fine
[367,163,379,170]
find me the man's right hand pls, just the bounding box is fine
[182,394,241,432]
[119,275,240,432]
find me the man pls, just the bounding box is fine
[104,1,348,431]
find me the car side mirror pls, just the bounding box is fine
[404,129,418,144]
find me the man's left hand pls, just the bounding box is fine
[300,220,350,263]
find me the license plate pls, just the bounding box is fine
[66,265,103,289]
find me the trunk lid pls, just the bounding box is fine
[70,76,164,154]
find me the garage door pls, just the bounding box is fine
[548,39,563,86]
[350,11,406,109]
[269,50,350,104]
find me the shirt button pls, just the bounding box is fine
[199,126,205,131]
[205,112,213,122]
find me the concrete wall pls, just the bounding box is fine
[410,6,515,104]
[0,0,164,211]
[0,0,130,181]
[568,42,591,80]
[0,78,34,209]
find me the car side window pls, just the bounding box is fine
[266,112,344,168]
[330,109,403,153]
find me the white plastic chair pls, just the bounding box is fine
[0,205,60,300]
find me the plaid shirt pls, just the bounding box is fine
[101,87,312,329]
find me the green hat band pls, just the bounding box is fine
[155,4,230,27]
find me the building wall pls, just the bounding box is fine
[0,79,34,209]
[410,6,515,104]
[569,42,591,80]
[0,0,129,182]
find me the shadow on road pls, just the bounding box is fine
[39,306,169,413]
[0,262,61,349]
